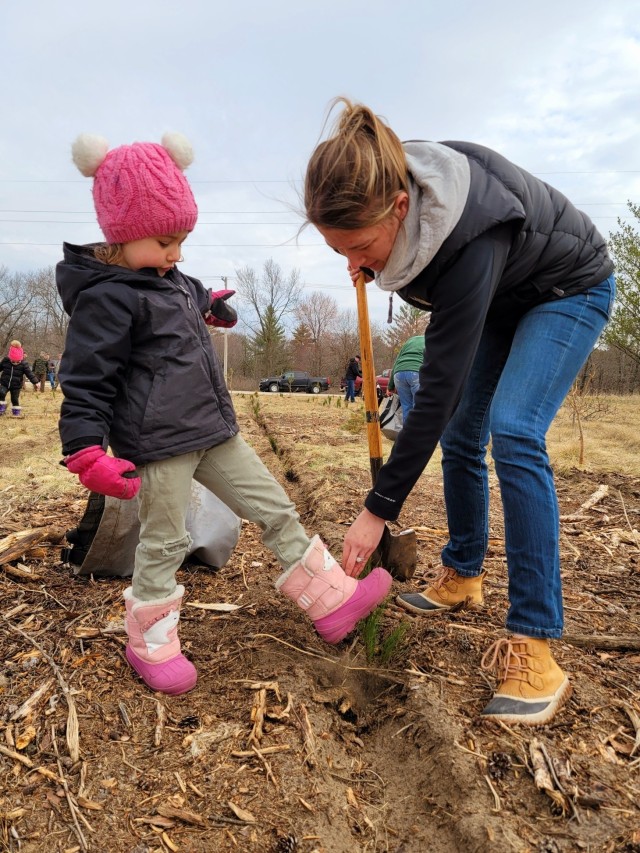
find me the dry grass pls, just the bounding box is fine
[254,390,640,480]
[2,390,639,503]
[549,394,640,475]
[0,387,76,501]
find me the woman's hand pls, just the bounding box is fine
[342,508,386,577]
[347,265,374,286]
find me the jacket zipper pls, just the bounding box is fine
[174,280,235,436]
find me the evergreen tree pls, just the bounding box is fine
[290,323,314,372]
[384,303,430,353]
[249,304,288,377]
[605,202,640,365]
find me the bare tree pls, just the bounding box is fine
[0,267,40,352]
[0,266,68,357]
[234,259,302,378]
[235,258,302,336]
[294,291,338,374]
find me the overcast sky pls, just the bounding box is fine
[1,0,639,328]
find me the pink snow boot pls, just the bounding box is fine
[123,585,197,695]
[276,535,392,643]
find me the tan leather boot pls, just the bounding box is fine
[396,566,485,614]
[480,636,571,725]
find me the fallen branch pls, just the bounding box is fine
[529,738,570,817]
[231,745,290,758]
[154,700,166,747]
[563,634,640,651]
[1,615,80,762]
[156,801,207,827]
[10,679,54,721]
[248,687,267,746]
[0,527,65,563]
[560,485,609,522]
[52,724,89,851]
[297,703,317,768]
[621,704,640,758]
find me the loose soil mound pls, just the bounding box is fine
[0,393,639,852]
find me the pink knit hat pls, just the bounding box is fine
[71,133,198,243]
[9,342,23,362]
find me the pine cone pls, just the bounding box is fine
[274,834,298,853]
[487,751,512,780]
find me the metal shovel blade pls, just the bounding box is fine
[374,524,417,581]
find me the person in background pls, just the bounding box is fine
[58,131,391,697]
[387,335,426,420]
[47,355,57,390]
[31,352,49,393]
[53,353,62,390]
[303,97,615,725]
[344,354,361,402]
[0,341,38,416]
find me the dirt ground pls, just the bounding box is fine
[1,392,639,853]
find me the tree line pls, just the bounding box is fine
[2,202,639,391]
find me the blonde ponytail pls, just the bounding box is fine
[304,97,408,230]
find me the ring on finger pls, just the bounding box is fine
[355,556,364,563]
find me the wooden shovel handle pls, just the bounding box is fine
[355,273,383,485]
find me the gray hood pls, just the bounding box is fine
[376,141,471,293]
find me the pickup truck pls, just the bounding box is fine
[259,370,331,394]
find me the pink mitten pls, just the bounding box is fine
[205,289,237,328]
[66,446,141,500]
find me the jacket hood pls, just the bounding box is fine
[56,242,162,314]
[376,141,471,293]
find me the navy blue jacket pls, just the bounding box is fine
[365,142,614,521]
[0,358,37,391]
[57,243,238,465]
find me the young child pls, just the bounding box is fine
[58,132,392,696]
[0,341,38,416]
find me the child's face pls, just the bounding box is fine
[120,231,190,276]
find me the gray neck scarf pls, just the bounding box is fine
[376,141,471,292]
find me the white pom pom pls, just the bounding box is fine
[161,132,194,170]
[71,134,110,177]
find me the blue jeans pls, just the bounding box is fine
[439,275,615,638]
[345,378,356,402]
[394,371,421,420]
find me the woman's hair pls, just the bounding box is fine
[304,97,408,231]
[94,243,125,266]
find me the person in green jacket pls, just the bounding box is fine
[388,335,426,420]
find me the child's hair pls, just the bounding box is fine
[94,243,125,266]
[303,97,408,231]
[10,340,21,348]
